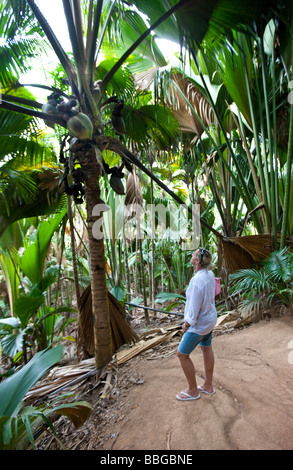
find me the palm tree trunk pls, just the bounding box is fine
[67,194,81,311]
[77,144,112,369]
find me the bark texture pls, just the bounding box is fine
[76,142,112,368]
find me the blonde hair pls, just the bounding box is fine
[196,248,215,270]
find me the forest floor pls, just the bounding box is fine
[34,310,293,452]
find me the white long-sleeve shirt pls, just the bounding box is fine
[184,269,217,335]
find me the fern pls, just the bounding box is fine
[230,248,293,315]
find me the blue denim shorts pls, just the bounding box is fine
[178,330,213,355]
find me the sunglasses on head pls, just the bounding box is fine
[198,248,207,263]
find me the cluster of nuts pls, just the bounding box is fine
[42,93,93,140]
[44,92,131,201]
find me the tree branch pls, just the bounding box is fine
[96,135,224,240]
[19,83,71,99]
[1,94,43,109]
[86,0,104,83]
[100,0,190,95]
[25,0,77,93]
[0,100,66,127]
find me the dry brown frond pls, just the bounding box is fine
[78,286,139,358]
[125,168,143,207]
[218,234,293,275]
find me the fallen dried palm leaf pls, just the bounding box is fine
[115,326,181,365]
[24,358,97,400]
[215,311,241,328]
[78,286,139,357]
[99,368,119,398]
[25,327,180,401]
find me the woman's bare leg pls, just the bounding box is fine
[200,345,214,393]
[176,349,200,398]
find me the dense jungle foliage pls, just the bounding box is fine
[0,0,292,449]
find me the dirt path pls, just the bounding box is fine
[38,315,293,451]
[98,315,293,451]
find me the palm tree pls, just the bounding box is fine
[1,0,281,369]
[0,1,67,326]
[0,0,64,236]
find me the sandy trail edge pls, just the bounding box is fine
[104,315,293,451]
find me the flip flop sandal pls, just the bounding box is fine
[198,385,216,395]
[176,391,201,401]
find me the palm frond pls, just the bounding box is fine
[0,1,47,86]
[262,247,293,283]
[118,9,167,67]
[269,288,293,306]
[0,109,33,141]
[0,39,42,87]
[0,166,66,238]
[0,0,42,38]
[236,296,265,317]
[0,164,37,205]
[124,104,179,148]
[25,0,76,87]
[95,57,135,100]
[0,135,55,164]
[230,246,293,318]
[230,268,272,295]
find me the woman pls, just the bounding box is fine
[176,248,217,401]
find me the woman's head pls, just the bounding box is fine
[191,248,213,270]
